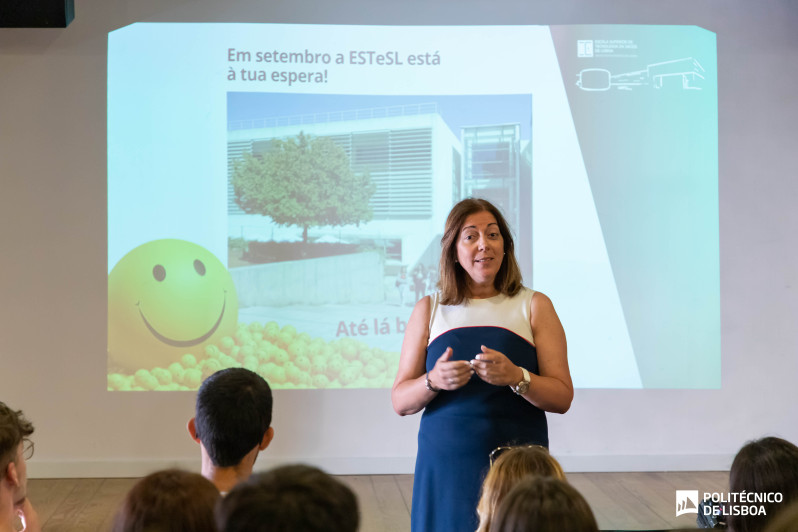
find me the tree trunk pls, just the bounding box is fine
[303,225,308,243]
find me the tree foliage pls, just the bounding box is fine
[233,133,375,242]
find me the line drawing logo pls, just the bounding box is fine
[676,490,700,516]
[576,57,706,92]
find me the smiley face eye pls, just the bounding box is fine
[153,265,166,282]
[194,259,206,276]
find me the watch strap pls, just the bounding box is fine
[425,372,440,392]
[512,367,530,395]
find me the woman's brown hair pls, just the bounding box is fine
[438,198,523,305]
[728,437,798,532]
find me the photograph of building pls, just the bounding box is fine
[226,94,533,311]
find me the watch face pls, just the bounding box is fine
[516,381,529,395]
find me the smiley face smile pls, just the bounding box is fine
[138,291,227,348]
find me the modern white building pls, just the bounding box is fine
[227,104,532,277]
[461,123,532,279]
[227,103,463,269]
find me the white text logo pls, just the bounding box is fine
[676,490,699,516]
[577,40,594,58]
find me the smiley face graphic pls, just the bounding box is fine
[108,239,239,371]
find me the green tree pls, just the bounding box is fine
[232,133,375,243]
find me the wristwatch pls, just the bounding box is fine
[425,372,440,393]
[512,367,530,395]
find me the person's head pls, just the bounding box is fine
[476,445,566,532]
[763,499,798,532]
[216,464,359,532]
[0,402,34,506]
[728,437,798,532]
[188,368,274,468]
[489,476,598,532]
[112,468,220,532]
[439,198,522,304]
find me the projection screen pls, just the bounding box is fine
[107,23,718,391]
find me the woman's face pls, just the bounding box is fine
[456,210,504,287]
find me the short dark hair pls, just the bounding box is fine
[216,464,359,532]
[112,468,220,532]
[439,198,523,305]
[489,476,598,532]
[728,437,798,532]
[0,401,34,474]
[195,369,273,467]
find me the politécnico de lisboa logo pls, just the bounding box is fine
[676,490,699,516]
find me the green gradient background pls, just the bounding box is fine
[551,25,719,388]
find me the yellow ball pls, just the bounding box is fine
[108,239,238,371]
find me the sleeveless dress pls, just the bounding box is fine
[410,287,548,532]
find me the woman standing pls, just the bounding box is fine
[391,198,573,532]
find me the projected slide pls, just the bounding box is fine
[107,23,718,391]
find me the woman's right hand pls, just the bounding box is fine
[393,298,474,415]
[428,347,474,391]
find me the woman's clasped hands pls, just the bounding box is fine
[429,345,520,391]
[428,348,473,391]
[470,345,522,387]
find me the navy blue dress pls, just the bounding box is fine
[411,290,548,532]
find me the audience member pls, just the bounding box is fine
[727,436,798,532]
[216,464,359,532]
[187,368,274,493]
[0,401,39,532]
[476,445,566,532]
[489,476,599,532]
[763,499,798,532]
[112,468,219,532]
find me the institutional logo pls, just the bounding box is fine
[676,490,699,516]
[577,40,594,58]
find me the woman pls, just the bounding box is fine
[763,500,798,532]
[727,437,798,532]
[476,445,566,532]
[396,267,409,307]
[392,198,573,532]
[412,264,427,301]
[489,476,598,532]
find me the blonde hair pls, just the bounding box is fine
[476,446,566,532]
[438,198,523,305]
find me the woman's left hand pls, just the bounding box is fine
[470,345,522,387]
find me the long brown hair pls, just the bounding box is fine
[476,446,566,532]
[439,198,523,305]
[727,437,798,532]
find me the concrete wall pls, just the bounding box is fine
[232,252,384,307]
